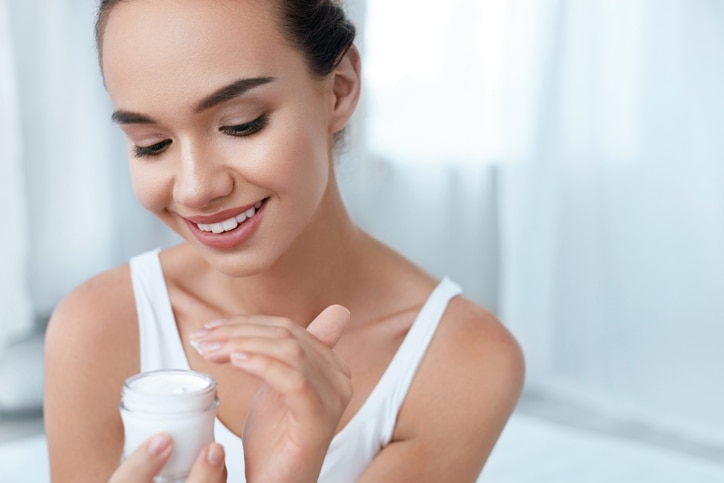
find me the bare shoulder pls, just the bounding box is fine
[386,294,524,480]
[412,295,525,425]
[44,264,139,481]
[436,295,525,391]
[46,263,139,370]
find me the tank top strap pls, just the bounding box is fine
[129,249,190,371]
[378,276,462,442]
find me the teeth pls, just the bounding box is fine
[196,201,263,233]
[221,218,238,231]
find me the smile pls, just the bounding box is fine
[196,200,264,234]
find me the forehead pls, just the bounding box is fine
[101,0,300,107]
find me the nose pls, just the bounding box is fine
[173,140,234,209]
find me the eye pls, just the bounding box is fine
[134,139,172,158]
[220,115,268,137]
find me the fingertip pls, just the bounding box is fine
[328,304,350,317]
[147,433,173,457]
[206,443,225,466]
[186,442,226,481]
[308,304,351,348]
[320,305,351,326]
[332,304,350,313]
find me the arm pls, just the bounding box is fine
[44,266,139,482]
[358,298,525,482]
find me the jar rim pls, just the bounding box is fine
[121,369,218,411]
[123,369,216,394]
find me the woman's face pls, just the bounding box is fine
[102,0,340,275]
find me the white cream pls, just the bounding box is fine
[120,370,218,482]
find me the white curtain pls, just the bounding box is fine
[2,0,178,328]
[0,0,179,361]
[0,0,32,350]
[360,0,724,447]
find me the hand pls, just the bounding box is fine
[108,433,227,483]
[192,305,352,483]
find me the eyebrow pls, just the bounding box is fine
[111,76,275,125]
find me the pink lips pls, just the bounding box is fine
[184,198,268,250]
[185,200,261,225]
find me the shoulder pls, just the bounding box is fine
[45,262,140,397]
[46,263,138,362]
[44,263,140,480]
[392,293,524,475]
[413,293,524,417]
[436,294,525,388]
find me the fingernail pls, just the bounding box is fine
[205,319,228,329]
[199,341,224,353]
[231,351,249,363]
[148,433,172,456]
[190,339,203,355]
[207,443,225,466]
[190,328,210,340]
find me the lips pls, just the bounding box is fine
[196,200,263,234]
[183,198,269,249]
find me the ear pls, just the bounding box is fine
[328,44,362,135]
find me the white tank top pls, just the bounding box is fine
[130,249,462,482]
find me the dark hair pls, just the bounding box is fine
[95,0,356,78]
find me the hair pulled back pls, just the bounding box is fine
[95,0,356,77]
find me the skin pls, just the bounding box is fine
[44,0,525,481]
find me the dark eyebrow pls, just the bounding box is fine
[195,76,275,113]
[111,76,275,125]
[111,110,155,125]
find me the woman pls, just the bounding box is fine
[44,0,524,481]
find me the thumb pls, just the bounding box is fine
[306,305,350,348]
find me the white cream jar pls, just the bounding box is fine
[120,369,219,482]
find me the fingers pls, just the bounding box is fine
[306,305,350,348]
[108,433,172,483]
[186,443,227,483]
[191,306,351,367]
[189,307,352,418]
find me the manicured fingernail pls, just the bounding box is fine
[199,341,224,353]
[190,329,210,340]
[207,443,225,466]
[231,351,249,363]
[190,339,203,355]
[205,319,228,329]
[148,433,172,456]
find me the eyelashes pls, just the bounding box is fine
[133,114,269,159]
[134,139,172,158]
[219,114,268,137]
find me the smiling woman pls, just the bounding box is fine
[42,1,523,483]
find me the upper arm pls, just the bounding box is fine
[44,266,140,482]
[358,297,525,482]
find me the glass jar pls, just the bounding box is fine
[120,369,219,482]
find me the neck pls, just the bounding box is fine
[211,170,372,326]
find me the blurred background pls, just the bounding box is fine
[1,0,724,481]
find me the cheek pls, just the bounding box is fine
[274,124,329,206]
[236,112,331,199]
[282,109,331,192]
[129,161,172,214]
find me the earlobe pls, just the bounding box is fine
[329,45,362,134]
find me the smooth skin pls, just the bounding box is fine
[44,0,524,481]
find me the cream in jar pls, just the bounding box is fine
[120,369,219,482]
